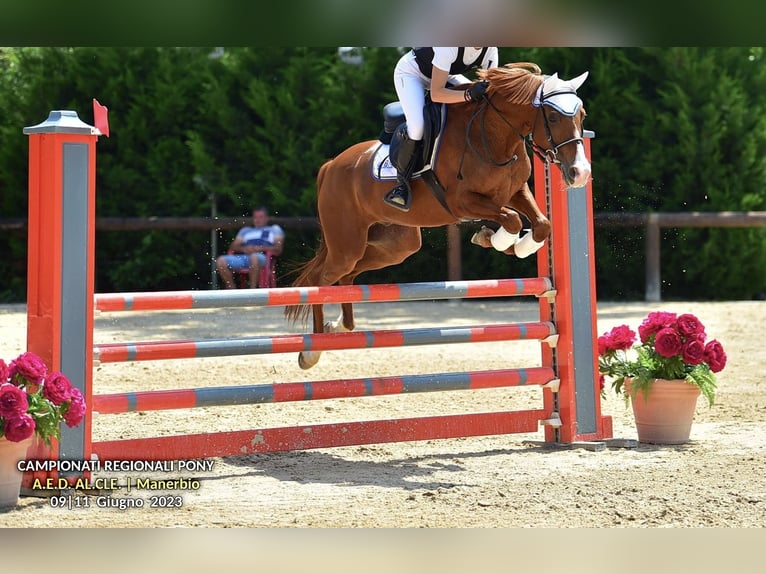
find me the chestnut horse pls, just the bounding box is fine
[286,62,590,369]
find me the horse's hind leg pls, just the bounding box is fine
[339,223,423,295]
[299,224,422,370]
[330,223,422,333]
[332,224,422,335]
[297,302,327,370]
[302,297,353,371]
[297,226,370,370]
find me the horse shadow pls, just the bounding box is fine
[217,446,531,491]
[213,439,696,492]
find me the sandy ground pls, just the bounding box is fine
[0,297,764,528]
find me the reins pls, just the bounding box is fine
[456,98,521,180]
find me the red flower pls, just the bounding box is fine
[3,413,36,442]
[704,340,727,373]
[608,325,636,351]
[42,371,74,406]
[676,313,706,339]
[1,351,87,446]
[597,335,608,355]
[681,339,706,366]
[599,325,636,354]
[0,383,28,417]
[654,327,683,357]
[638,311,677,343]
[63,388,86,428]
[9,352,47,387]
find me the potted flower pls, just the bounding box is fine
[598,311,727,444]
[0,351,86,507]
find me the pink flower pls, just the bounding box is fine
[42,371,73,406]
[687,331,707,343]
[1,351,86,445]
[638,311,677,343]
[598,335,608,356]
[676,313,706,339]
[63,388,86,428]
[599,325,636,354]
[0,383,29,417]
[607,325,636,351]
[681,339,706,366]
[10,352,47,388]
[654,327,683,357]
[3,413,36,442]
[704,340,727,373]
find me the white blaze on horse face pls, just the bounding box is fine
[570,134,591,188]
[559,71,591,188]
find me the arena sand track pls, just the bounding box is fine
[0,299,764,527]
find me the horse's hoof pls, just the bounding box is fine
[470,227,493,248]
[298,351,320,370]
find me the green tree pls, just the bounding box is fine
[1,47,765,300]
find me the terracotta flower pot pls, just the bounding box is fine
[0,436,34,509]
[626,378,701,444]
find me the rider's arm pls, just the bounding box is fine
[429,66,472,104]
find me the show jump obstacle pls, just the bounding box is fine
[23,110,611,486]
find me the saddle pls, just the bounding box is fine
[378,94,443,172]
[373,95,453,214]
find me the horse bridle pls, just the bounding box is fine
[528,87,585,164]
[455,83,584,180]
[459,85,583,171]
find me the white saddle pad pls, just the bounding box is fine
[370,143,398,180]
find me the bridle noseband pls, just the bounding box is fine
[528,88,584,165]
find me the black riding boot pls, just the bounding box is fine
[384,134,421,212]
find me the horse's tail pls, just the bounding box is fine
[283,239,327,326]
[284,160,331,326]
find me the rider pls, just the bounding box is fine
[384,47,499,212]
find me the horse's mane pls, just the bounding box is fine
[478,62,544,105]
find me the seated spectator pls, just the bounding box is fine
[216,206,285,289]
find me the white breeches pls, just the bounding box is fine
[393,69,428,141]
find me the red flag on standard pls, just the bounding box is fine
[93,98,110,137]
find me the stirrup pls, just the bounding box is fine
[384,185,411,212]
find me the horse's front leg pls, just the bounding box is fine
[470,205,524,250]
[505,183,550,258]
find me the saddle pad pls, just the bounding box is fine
[370,143,398,180]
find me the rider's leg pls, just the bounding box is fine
[384,130,421,211]
[385,71,426,212]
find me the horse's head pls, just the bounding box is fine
[530,71,591,188]
[479,63,591,188]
